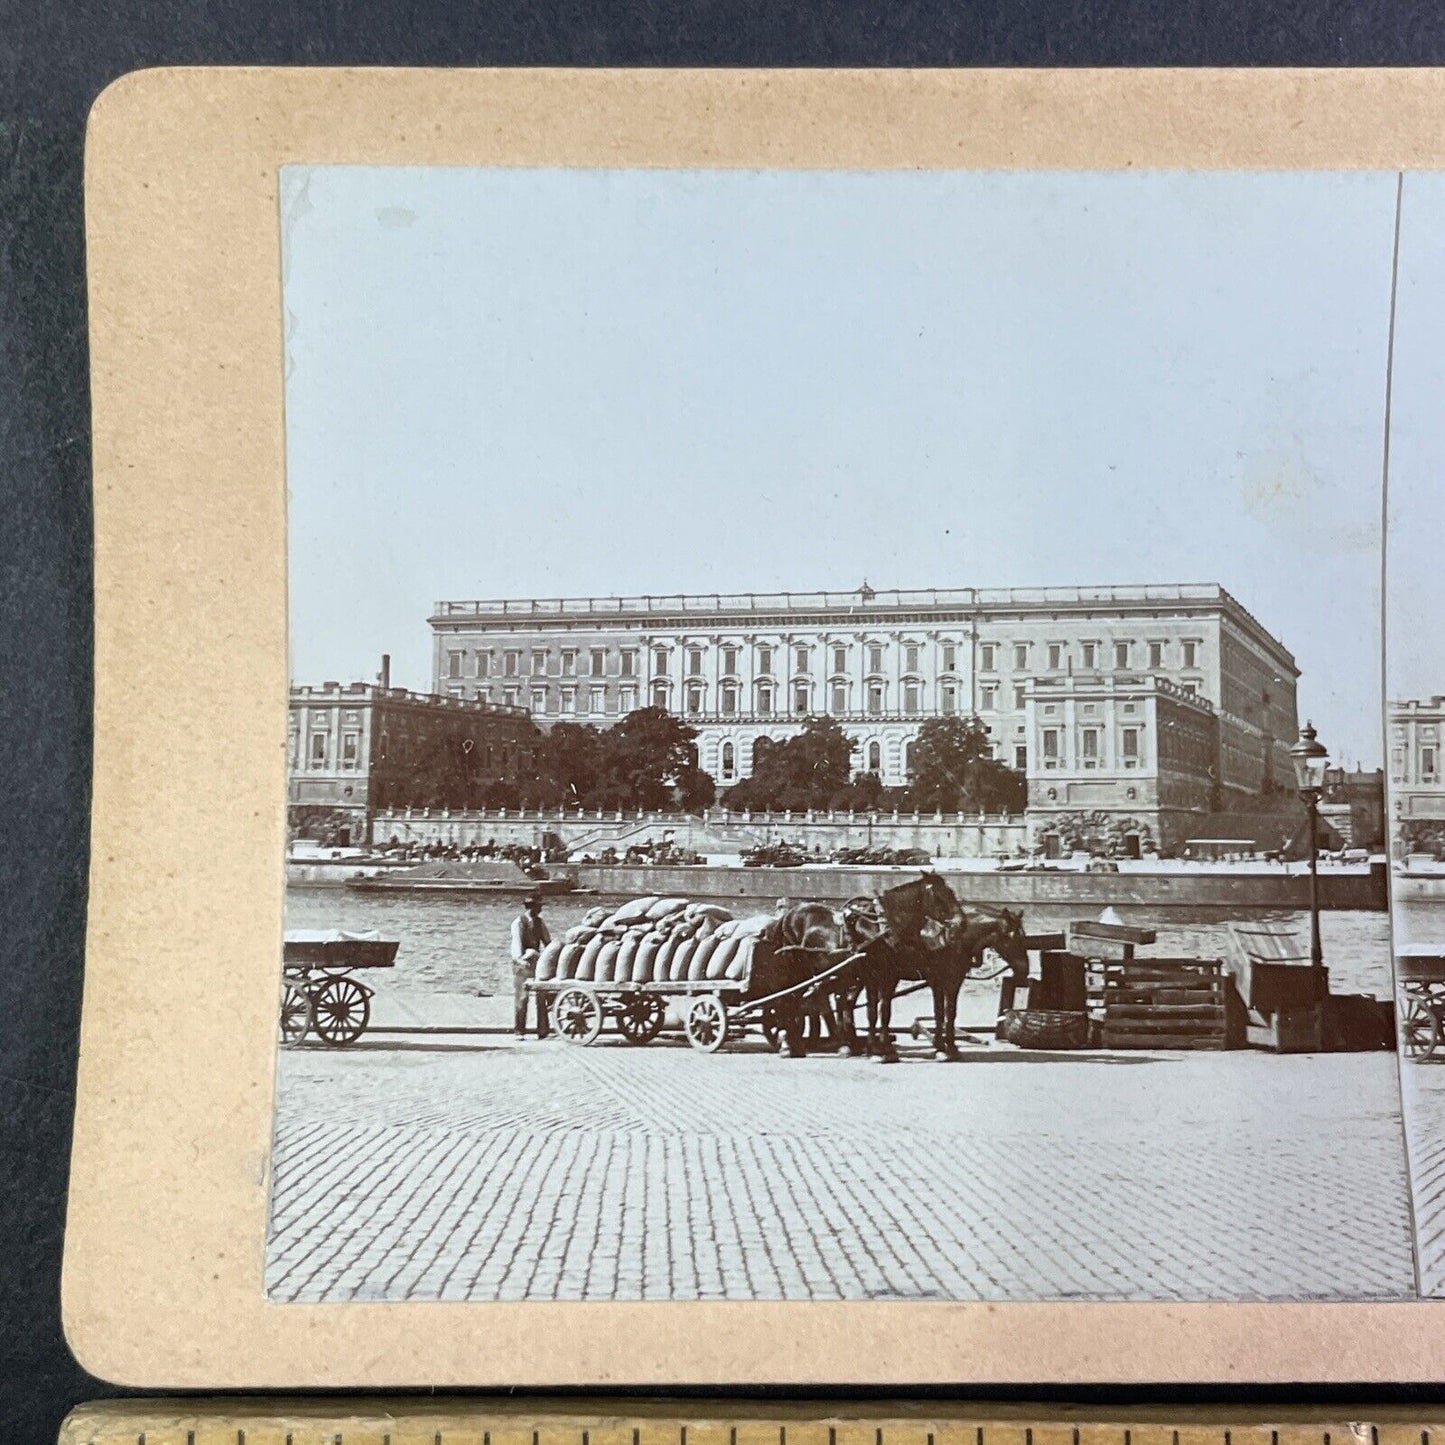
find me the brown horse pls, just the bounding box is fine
[839,873,966,1062]
[924,907,1031,1058]
[763,899,856,1054]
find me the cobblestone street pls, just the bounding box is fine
[1402,1062,1445,1295]
[266,1033,1415,1303]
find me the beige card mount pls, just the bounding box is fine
[68,66,1445,1388]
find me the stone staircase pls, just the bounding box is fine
[565,818,763,855]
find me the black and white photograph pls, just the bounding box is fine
[269,165,1414,1305]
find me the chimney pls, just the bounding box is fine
[380,654,391,690]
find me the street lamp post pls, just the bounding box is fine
[1290,721,1330,972]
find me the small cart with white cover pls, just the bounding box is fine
[280,929,399,1047]
[1398,944,1445,1060]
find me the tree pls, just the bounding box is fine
[907,715,1026,814]
[724,715,855,811]
[537,721,607,807]
[674,762,717,813]
[598,706,709,811]
[527,708,715,812]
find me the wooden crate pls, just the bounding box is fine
[1227,921,1328,1017]
[1100,958,1232,1050]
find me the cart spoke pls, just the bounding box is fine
[279,982,313,1046]
[684,994,728,1053]
[312,977,371,1047]
[617,994,665,1045]
[554,986,603,1046]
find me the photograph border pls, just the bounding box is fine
[67,64,1445,1388]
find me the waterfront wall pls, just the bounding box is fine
[569,862,1390,912]
[370,807,1028,858]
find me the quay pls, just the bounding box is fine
[287,855,1391,909]
[566,861,1389,911]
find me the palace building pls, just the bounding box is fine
[289,667,537,845]
[428,584,1300,845]
[1390,696,1445,856]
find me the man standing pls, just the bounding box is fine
[510,890,552,1039]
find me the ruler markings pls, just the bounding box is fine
[62,1411,1445,1445]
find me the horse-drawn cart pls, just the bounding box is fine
[280,930,399,1047]
[1398,944,1445,1059]
[530,877,1021,1058]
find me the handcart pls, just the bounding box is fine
[280,930,399,1047]
[1398,944,1445,1060]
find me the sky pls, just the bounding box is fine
[281,166,1424,769]
[1384,172,1445,707]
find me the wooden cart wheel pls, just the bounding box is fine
[553,986,604,1046]
[312,977,371,1046]
[279,982,313,1046]
[684,994,728,1053]
[616,995,665,1045]
[1403,998,1442,1060]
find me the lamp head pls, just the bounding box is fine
[1290,721,1329,796]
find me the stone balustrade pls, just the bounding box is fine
[369,805,1028,857]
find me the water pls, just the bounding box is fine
[286,888,626,1010]
[1392,897,1445,952]
[286,887,1396,1010]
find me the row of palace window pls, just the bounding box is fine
[296,724,521,774]
[293,728,365,770]
[448,640,967,683]
[447,635,1205,683]
[468,676,978,718]
[1392,745,1440,783]
[978,638,1201,672]
[1037,725,1143,771]
[467,673,1195,720]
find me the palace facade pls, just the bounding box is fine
[429,583,1300,845]
[1390,696,1445,856]
[1024,673,1223,852]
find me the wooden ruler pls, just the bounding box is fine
[54,1403,1445,1445]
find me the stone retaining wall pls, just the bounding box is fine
[570,862,1388,911]
[370,807,1027,857]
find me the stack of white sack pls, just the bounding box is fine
[533,897,776,986]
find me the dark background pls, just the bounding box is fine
[7,3,1445,1442]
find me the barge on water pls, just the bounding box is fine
[345,860,592,897]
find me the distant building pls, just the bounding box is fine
[427,583,1300,814]
[1321,765,1386,851]
[1390,697,1445,856]
[288,678,537,845]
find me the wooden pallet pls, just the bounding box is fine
[1100,958,1231,1050]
